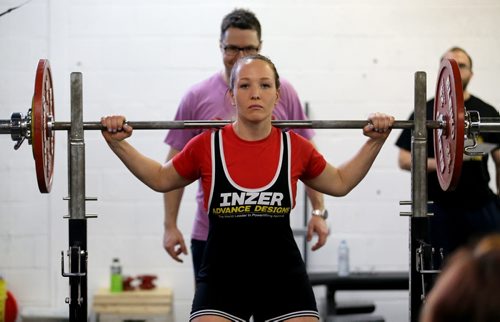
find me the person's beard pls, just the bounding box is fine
[462,79,469,92]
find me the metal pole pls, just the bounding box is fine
[412,73,428,219]
[409,71,428,322]
[478,123,500,133]
[303,102,310,269]
[0,120,13,133]
[67,72,88,322]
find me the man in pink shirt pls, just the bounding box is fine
[163,9,328,281]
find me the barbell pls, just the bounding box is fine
[0,59,498,193]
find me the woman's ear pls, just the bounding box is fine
[229,90,236,106]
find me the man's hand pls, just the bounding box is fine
[306,216,329,251]
[163,227,188,262]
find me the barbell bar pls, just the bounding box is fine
[1,59,500,194]
[52,120,439,131]
[1,116,441,132]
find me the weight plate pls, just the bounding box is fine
[433,58,465,191]
[32,59,55,193]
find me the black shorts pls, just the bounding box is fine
[189,271,319,321]
[190,238,207,280]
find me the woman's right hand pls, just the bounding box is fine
[101,115,133,143]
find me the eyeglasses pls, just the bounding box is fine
[222,44,260,56]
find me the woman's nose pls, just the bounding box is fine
[250,88,260,99]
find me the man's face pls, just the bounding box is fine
[220,28,261,78]
[443,50,473,91]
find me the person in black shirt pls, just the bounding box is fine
[395,46,500,257]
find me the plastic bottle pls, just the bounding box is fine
[338,240,350,276]
[110,258,123,293]
[0,275,6,322]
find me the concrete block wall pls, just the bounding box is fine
[1,0,499,321]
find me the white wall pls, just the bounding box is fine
[1,0,499,321]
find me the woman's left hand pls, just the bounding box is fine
[363,112,395,139]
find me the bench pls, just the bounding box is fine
[308,271,409,321]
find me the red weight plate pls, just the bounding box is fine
[32,59,55,193]
[433,58,465,191]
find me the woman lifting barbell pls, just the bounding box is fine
[101,54,394,322]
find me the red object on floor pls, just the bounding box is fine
[122,276,136,291]
[5,291,18,322]
[136,275,157,290]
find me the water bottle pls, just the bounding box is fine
[338,240,350,276]
[110,258,123,293]
[0,275,6,322]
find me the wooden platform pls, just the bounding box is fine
[93,288,173,322]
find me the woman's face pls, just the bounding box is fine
[230,59,279,123]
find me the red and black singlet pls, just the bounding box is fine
[198,129,307,282]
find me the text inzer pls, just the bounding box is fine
[219,192,284,207]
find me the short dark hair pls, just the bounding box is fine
[229,54,280,91]
[423,234,500,322]
[442,46,473,70]
[220,9,262,42]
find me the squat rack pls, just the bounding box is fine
[3,59,487,321]
[60,71,429,322]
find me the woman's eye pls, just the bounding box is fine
[261,83,271,89]
[239,83,249,89]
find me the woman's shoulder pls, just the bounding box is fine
[185,127,220,148]
[286,129,313,146]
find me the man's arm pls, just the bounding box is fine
[491,148,500,195]
[305,186,329,251]
[398,148,437,172]
[163,147,188,262]
[304,140,329,251]
[398,149,412,171]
